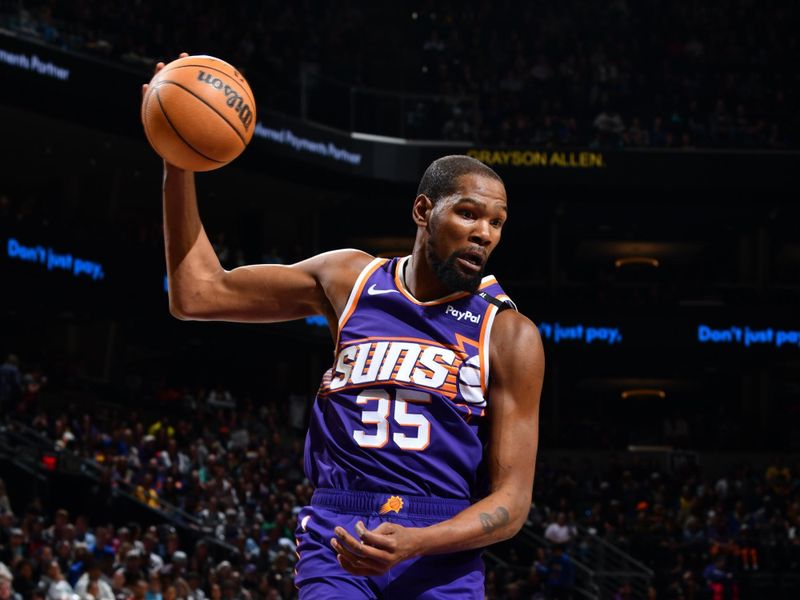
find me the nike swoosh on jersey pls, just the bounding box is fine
[367,284,400,296]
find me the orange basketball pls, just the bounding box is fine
[141,55,257,171]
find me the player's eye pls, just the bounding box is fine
[460,210,475,219]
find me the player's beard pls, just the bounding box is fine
[426,237,484,293]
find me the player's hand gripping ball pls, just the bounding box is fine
[141,55,257,171]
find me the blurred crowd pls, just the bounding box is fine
[0,0,795,146]
[491,454,800,598]
[0,500,297,600]
[3,351,800,598]
[1,355,308,600]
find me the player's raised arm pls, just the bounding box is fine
[142,56,372,326]
[161,164,372,324]
[331,309,543,571]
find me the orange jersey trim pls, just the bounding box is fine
[477,304,497,395]
[335,257,388,350]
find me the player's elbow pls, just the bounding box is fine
[494,492,532,541]
[506,511,529,539]
[496,509,528,542]
[169,298,218,321]
[168,292,209,321]
[168,301,191,320]
[167,277,221,321]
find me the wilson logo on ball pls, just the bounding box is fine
[197,70,254,130]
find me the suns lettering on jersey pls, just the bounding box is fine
[325,338,471,399]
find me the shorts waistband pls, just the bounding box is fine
[311,488,471,519]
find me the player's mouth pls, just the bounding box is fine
[456,249,486,273]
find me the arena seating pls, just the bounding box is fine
[0,0,794,146]
[2,352,799,599]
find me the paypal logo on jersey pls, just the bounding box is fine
[445,305,481,324]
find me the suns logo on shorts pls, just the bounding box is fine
[326,338,475,400]
[379,495,404,515]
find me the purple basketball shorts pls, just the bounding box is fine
[294,488,485,599]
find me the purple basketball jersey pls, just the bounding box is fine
[304,256,514,501]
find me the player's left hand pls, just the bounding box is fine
[331,521,421,576]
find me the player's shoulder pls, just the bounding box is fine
[490,308,543,358]
[310,248,376,274]
[303,248,377,297]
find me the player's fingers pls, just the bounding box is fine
[336,552,385,577]
[335,526,389,558]
[333,527,366,554]
[331,538,387,571]
[153,61,165,75]
[141,84,148,98]
[179,52,189,58]
[355,522,396,552]
[330,537,364,562]
[334,528,395,567]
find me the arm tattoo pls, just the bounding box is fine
[478,506,510,534]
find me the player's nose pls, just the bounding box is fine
[468,219,493,247]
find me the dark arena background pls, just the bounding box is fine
[1,2,799,599]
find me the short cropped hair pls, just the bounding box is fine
[417,155,503,204]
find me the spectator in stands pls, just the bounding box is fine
[159,551,186,580]
[0,482,12,522]
[592,107,625,147]
[73,519,95,554]
[545,545,575,599]
[109,570,126,600]
[544,512,577,546]
[182,574,203,600]
[43,561,74,600]
[143,574,160,600]
[120,552,145,590]
[74,559,112,600]
[205,388,234,411]
[43,512,69,546]
[19,365,47,416]
[0,564,21,600]
[138,533,161,577]
[11,561,36,600]
[2,527,25,568]
[0,355,22,413]
[127,580,146,600]
[702,556,737,599]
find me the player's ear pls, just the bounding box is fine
[412,194,434,227]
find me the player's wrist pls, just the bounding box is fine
[164,160,187,174]
[409,523,442,557]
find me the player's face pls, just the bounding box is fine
[426,173,508,293]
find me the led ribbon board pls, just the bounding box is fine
[7,237,105,281]
[698,324,800,349]
[538,321,623,345]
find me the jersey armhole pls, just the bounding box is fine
[334,257,387,350]
[478,293,517,395]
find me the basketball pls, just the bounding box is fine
[141,55,256,171]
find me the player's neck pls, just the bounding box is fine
[403,251,454,302]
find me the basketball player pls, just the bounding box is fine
[149,58,543,600]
